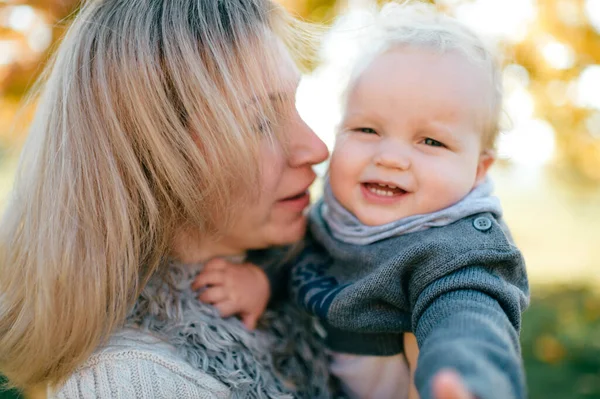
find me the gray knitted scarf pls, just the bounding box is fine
[126,260,333,399]
[321,178,502,245]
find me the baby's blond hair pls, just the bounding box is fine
[344,1,503,150]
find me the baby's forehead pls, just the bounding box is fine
[343,50,493,144]
[352,50,490,105]
[355,46,490,88]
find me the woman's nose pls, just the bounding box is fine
[288,113,329,167]
[374,141,411,171]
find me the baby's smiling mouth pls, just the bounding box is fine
[362,182,407,197]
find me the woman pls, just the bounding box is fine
[0,0,332,396]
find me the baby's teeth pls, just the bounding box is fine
[376,183,398,189]
[368,186,395,196]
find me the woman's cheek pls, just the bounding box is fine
[259,145,286,194]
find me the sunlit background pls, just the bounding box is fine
[0,0,599,398]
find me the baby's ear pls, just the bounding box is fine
[475,150,495,184]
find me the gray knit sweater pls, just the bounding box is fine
[53,260,334,398]
[289,202,529,399]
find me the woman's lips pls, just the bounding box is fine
[277,190,311,212]
[361,183,408,205]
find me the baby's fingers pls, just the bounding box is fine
[192,270,225,290]
[213,300,240,319]
[241,312,260,330]
[203,258,230,272]
[432,370,474,399]
[198,286,229,304]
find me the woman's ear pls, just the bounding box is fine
[475,150,495,185]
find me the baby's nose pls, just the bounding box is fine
[374,143,411,170]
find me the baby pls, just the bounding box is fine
[194,3,529,399]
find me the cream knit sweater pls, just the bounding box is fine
[51,328,231,398]
[50,258,332,398]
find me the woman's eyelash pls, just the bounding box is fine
[256,118,272,133]
[423,137,445,147]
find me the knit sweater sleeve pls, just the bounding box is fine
[50,330,230,399]
[411,266,527,399]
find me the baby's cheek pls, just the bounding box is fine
[329,155,356,206]
[425,165,475,208]
[328,157,348,192]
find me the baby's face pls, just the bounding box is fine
[330,48,494,226]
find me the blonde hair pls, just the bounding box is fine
[0,0,314,389]
[343,1,503,149]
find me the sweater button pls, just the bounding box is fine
[473,216,492,231]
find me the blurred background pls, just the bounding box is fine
[0,0,599,398]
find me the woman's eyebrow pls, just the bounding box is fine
[268,92,289,103]
[247,92,288,107]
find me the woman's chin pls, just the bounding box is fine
[244,214,308,249]
[269,217,308,246]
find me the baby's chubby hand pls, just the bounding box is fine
[432,370,476,399]
[191,258,271,330]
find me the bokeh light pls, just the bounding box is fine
[576,65,600,109]
[497,119,557,167]
[541,39,576,70]
[585,0,600,33]
[453,0,537,42]
[7,5,35,32]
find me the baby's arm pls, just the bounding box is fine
[192,258,270,329]
[406,333,478,399]
[411,266,527,399]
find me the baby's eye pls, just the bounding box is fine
[356,127,377,134]
[423,138,445,147]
